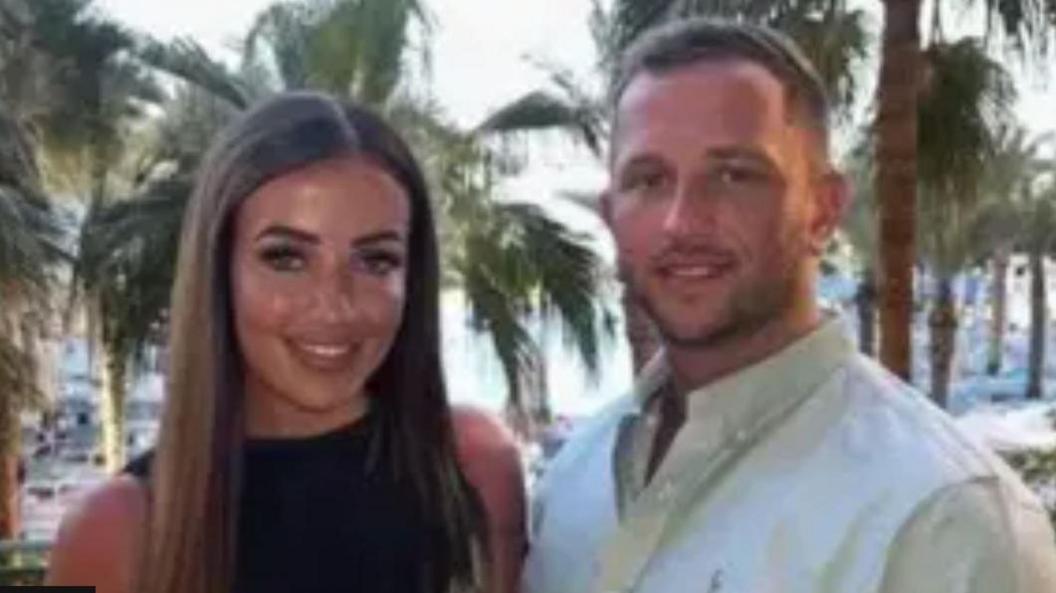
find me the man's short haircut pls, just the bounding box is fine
[610,18,832,157]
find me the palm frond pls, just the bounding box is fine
[841,137,878,264]
[776,6,872,118]
[75,175,188,366]
[597,1,871,116]
[136,36,252,109]
[457,227,539,410]
[556,190,602,214]
[0,113,67,295]
[0,333,47,412]
[476,91,604,157]
[245,2,314,90]
[499,202,609,376]
[306,0,430,105]
[972,0,1054,56]
[918,38,1015,209]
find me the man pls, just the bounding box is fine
[523,18,1056,593]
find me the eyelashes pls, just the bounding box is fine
[255,243,405,276]
[356,250,404,275]
[259,244,306,272]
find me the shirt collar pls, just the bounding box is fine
[631,315,854,434]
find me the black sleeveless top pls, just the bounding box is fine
[126,414,444,593]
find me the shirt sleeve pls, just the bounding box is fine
[879,477,1056,593]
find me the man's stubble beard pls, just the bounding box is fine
[620,233,809,351]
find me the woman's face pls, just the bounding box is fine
[231,155,411,437]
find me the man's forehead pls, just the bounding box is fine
[611,61,790,155]
[617,59,788,126]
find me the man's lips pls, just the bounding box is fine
[660,262,729,280]
[653,251,737,281]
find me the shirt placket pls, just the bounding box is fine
[593,414,727,593]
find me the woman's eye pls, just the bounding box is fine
[357,251,404,276]
[258,245,306,272]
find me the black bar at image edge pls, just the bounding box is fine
[0,588,94,592]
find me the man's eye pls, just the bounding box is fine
[259,245,306,272]
[717,166,763,185]
[710,164,773,193]
[622,170,667,193]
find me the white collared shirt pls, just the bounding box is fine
[524,318,1056,593]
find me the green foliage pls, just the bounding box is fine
[429,131,610,411]
[245,0,431,105]
[480,0,871,172]
[0,541,48,585]
[137,37,253,109]
[77,178,187,368]
[594,0,871,113]
[477,90,605,157]
[917,39,1016,279]
[1002,446,1056,531]
[0,110,65,416]
[974,0,1055,55]
[58,0,610,417]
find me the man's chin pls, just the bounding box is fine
[651,314,735,349]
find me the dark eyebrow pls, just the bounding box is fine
[353,230,405,248]
[617,152,666,173]
[708,146,776,168]
[255,226,406,247]
[255,225,319,244]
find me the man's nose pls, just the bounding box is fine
[661,180,716,238]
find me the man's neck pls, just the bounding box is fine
[666,307,823,396]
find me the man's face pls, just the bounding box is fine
[604,59,844,349]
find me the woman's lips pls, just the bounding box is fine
[286,339,360,371]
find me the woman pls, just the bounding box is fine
[46,92,525,593]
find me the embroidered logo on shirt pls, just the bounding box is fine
[707,570,725,593]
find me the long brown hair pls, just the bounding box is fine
[140,91,487,593]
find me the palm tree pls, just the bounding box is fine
[915,38,1015,408]
[977,126,1050,375]
[1023,165,1055,400]
[874,0,922,381]
[4,0,168,470]
[841,140,880,355]
[0,2,68,537]
[0,115,63,539]
[875,0,1055,380]
[87,0,609,436]
[479,0,870,372]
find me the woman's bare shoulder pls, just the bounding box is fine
[45,475,147,593]
[451,405,518,457]
[450,404,524,518]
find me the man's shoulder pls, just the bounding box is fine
[533,396,633,493]
[548,397,634,466]
[829,353,1020,489]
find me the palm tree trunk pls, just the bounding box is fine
[987,246,1010,375]
[876,0,922,381]
[623,291,660,374]
[1026,249,1047,400]
[100,348,128,471]
[855,266,878,356]
[0,312,23,539]
[0,394,20,539]
[928,278,958,409]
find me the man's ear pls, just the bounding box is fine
[809,172,850,255]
